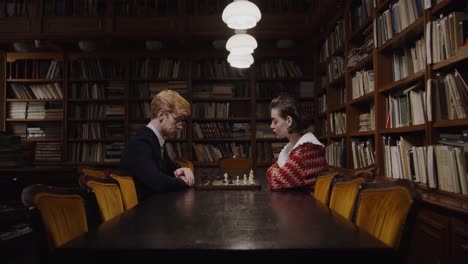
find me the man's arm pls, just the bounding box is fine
[127,138,188,192]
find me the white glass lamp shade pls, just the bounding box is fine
[222,0,261,30]
[227,53,254,69]
[226,33,257,55]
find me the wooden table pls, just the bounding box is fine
[55,188,395,262]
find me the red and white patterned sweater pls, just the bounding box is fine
[266,141,328,191]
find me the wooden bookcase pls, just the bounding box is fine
[317,0,468,263]
[1,42,315,169]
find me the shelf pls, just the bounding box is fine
[347,53,373,73]
[350,91,375,105]
[22,138,62,142]
[192,97,250,102]
[6,99,63,102]
[422,192,468,215]
[192,118,251,121]
[192,78,248,81]
[350,15,373,41]
[329,74,345,86]
[130,78,188,82]
[330,134,346,139]
[379,70,425,93]
[376,0,394,13]
[349,131,375,137]
[62,161,120,166]
[377,17,425,53]
[68,98,125,102]
[128,98,151,102]
[432,51,468,71]
[328,104,346,112]
[430,0,457,15]
[432,118,468,128]
[255,138,286,142]
[256,97,314,101]
[67,118,124,121]
[255,77,315,81]
[193,138,251,142]
[69,79,126,82]
[68,138,125,142]
[380,124,426,134]
[6,119,62,122]
[6,79,64,83]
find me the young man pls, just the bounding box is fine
[120,90,194,201]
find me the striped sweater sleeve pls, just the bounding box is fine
[266,143,328,191]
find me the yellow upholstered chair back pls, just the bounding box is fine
[176,159,194,171]
[329,177,366,220]
[79,166,109,179]
[21,185,99,249]
[110,173,138,210]
[355,186,413,249]
[80,176,124,222]
[313,172,339,205]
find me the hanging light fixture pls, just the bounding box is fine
[222,0,262,30]
[227,53,254,69]
[226,33,257,55]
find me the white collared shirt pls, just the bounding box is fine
[147,121,165,148]
[277,132,324,167]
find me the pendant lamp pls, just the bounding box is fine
[227,53,254,69]
[222,0,261,30]
[226,33,258,55]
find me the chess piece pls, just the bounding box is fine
[243,174,247,184]
[223,173,228,183]
[236,175,240,184]
[249,169,255,182]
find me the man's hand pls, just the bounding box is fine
[175,167,195,187]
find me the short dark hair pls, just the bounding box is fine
[270,95,306,134]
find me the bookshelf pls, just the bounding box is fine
[3,52,65,165]
[1,40,315,170]
[317,0,468,263]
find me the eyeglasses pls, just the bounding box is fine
[168,112,186,126]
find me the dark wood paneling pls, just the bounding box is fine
[452,218,468,264]
[43,17,112,35]
[115,17,183,36]
[408,207,450,264]
[0,17,36,34]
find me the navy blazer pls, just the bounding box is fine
[119,127,188,201]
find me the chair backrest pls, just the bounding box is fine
[219,156,252,178]
[355,183,414,249]
[313,171,339,205]
[80,175,124,222]
[329,177,366,220]
[21,184,99,249]
[353,165,379,181]
[79,166,109,179]
[176,159,194,171]
[109,173,138,210]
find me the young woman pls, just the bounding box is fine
[266,95,328,191]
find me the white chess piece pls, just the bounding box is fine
[223,172,228,183]
[243,173,247,184]
[236,175,240,184]
[249,169,255,182]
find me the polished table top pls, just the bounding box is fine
[56,188,395,261]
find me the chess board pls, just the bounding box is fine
[195,179,261,190]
